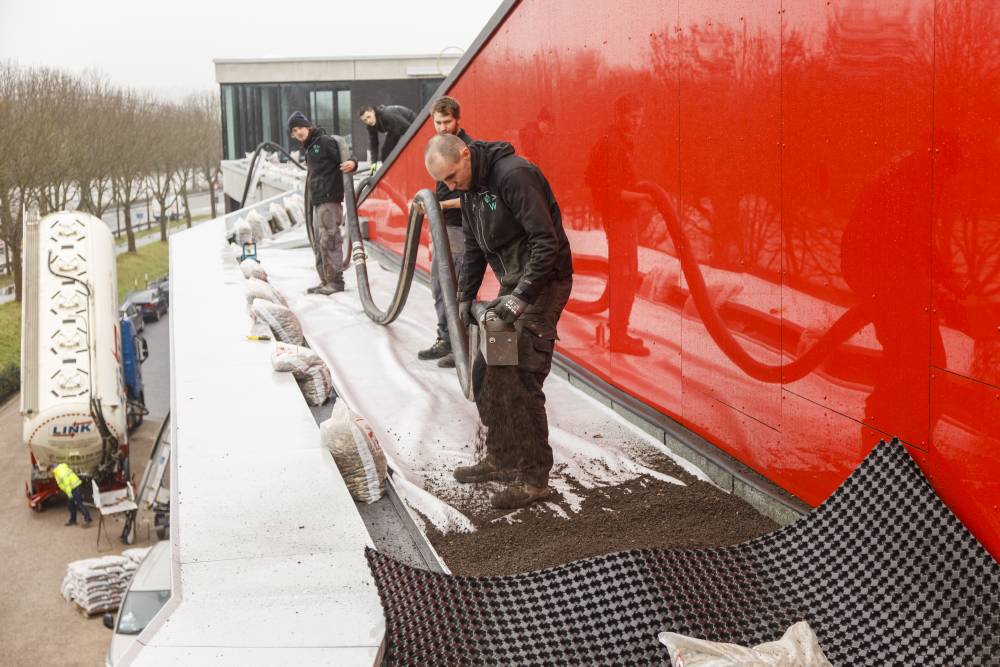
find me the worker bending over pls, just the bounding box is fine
[417,96,475,369]
[424,133,574,509]
[288,111,358,295]
[360,104,416,167]
[51,462,92,526]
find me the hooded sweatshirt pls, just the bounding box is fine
[302,127,354,205]
[457,141,573,304]
[366,104,416,162]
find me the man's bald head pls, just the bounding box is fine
[425,133,473,191]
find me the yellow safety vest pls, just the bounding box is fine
[52,463,82,497]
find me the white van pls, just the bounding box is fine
[104,541,171,666]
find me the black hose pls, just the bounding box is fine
[330,135,473,399]
[239,141,305,209]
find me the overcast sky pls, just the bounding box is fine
[0,0,503,99]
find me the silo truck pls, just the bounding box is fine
[20,211,142,511]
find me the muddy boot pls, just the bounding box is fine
[490,483,551,509]
[315,283,344,295]
[453,456,503,484]
[437,353,455,368]
[418,338,451,361]
[64,519,77,527]
[305,284,325,294]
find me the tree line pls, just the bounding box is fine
[0,61,223,301]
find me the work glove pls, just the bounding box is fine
[459,300,473,327]
[492,294,527,324]
[368,161,382,177]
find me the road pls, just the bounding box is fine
[100,190,222,237]
[139,313,170,421]
[0,305,172,666]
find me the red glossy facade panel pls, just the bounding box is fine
[357,0,1000,557]
[929,369,1000,547]
[780,0,935,448]
[678,0,782,433]
[930,1,1000,390]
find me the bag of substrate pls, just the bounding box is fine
[251,299,304,345]
[245,278,286,313]
[271,342,322,377]
[269,202,292,232]
[658,621,832,667]
[298,364,332,406]
[270,343,332,405]
[239,258,268,281]
[233,217,253,244]
[284,194,306,227]
[320,402,386,503]
[246,209,272,240]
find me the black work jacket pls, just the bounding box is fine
[302,128,354,205]
[435,128,474,227]
[457,141,573,304]
[366,105,416,162]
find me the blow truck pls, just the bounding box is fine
[20,211,146,512]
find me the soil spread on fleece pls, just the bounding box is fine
[424,450,781,577]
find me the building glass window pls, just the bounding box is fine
[310,90,335,134]
[337,90,352,148]
[223,85,236,160]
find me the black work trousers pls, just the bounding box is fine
[472,276,573,487]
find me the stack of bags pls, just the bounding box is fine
[60,547,150,614]
[240,262,305,345]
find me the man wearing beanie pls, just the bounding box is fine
[288,111,358,294]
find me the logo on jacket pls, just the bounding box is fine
[481,192,498,211]
[312,145,320,154]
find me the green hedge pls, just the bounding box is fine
[0,362,18,404]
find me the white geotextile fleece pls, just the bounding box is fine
[257,246,708,534]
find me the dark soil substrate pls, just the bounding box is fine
[425,451,780,577]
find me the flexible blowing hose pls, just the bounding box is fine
[239,141,305,209]
[637,181,868,383]
[330,136,473,399]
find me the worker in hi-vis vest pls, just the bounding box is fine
[50,463,92,526]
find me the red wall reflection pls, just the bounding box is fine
[359,0,1000,556]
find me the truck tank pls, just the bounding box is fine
[20,212,128,479]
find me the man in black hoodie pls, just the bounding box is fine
[288,111,357,294]
[425,133,574,510]
[417,96,475,368]
[360,104,416,166]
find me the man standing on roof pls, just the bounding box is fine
[288,111,358,295]
[50,462,92,526]
[424,133,574,510]
[417,96,475,369]
[360,104,416,168]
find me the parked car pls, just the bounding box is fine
[120,301,144,334]
[147,277,169,309]
[129,289,167,322]
[104,541,171,667]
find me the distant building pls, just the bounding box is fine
[214,54,460,161]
